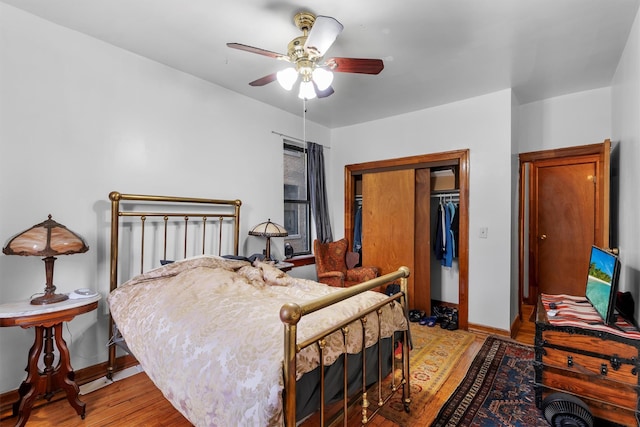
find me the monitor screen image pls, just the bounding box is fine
[585,246,621,325]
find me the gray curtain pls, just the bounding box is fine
[307,142,333,243]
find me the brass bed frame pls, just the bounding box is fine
[280,269,412,425]
[106,191,411,426]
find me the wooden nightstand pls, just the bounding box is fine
[0,294,100,427]
[274,261,295,272]
[275,255,316,272]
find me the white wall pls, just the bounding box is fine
[0,5,329,393]
[330,90,513,331]
[510,92,521,326]
[612,8,640,304]
[328,85,614,332]
[518,87,612,152]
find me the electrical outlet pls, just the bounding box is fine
[479,227,488,238]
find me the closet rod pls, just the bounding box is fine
[431,192,459,199]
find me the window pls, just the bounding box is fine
[283,142,311,255]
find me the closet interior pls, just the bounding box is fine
[430,168,460,310]
[344,150,469,330]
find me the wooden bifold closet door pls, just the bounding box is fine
[362,169,416,299]
[345,149,469,329]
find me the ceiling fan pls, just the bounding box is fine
[227,11,384,100]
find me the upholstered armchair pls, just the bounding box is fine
[314,238,379,288]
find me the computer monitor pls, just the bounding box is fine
[585,246,621,325]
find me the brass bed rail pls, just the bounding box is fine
[280,267,411,426]
[107,191,242,378]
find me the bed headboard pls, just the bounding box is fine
[107,191,242,376]
[108,191,242,293]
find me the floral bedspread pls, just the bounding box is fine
[108,255,407,427]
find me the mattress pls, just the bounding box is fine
[108,255,407,426]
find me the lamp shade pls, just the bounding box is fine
[248,219,287,261]
[248,219,288,238]
[298,80,317,100]
[3,215,89,304]
[312,68,334,91]
[3,215,89,257]
[277,68,298,91]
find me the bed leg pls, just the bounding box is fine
[402,328,411,413]
[361,391,370,424]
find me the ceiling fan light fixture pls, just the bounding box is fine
[228,11,384,99]
[298,80,317,100]
[277,68,298,91]
[312,68,333,91]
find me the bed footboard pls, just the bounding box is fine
[281,267,411,426]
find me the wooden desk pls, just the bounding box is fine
[0,295,100,427]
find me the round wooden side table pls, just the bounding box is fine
[0,294,100,427]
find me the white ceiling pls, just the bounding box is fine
[3,0,639,128]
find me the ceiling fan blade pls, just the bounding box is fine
[249,73,278,87]
[227,43,288,61]
[304,15,343,57]
[326,57,384,74]
[314,83,335,98]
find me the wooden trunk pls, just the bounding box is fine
[534,299,640,426]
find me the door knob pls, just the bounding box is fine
[539,234,547,240]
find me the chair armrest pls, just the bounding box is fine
[317,271,345,287]
[346,266,379,283]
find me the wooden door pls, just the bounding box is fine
[522,141,610,302]
[534,158,597,295]
[362,169,415,301]
[414,169,432,313]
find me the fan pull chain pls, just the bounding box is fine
[303,98,309,189]
[303,98,307,147]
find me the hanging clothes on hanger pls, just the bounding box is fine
[433,196,456,267]
[442,200,454,267]
[353,205,362,252]
[447,200,458,259]
[434,199,444,261]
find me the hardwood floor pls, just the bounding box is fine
[0,307,536,427]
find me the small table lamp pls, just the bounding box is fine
[3,215,89,305]
[248,219,288,261]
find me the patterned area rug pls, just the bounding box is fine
[431,335,547,427]
[378,324,475,424]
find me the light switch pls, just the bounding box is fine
[479,227,488,238]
